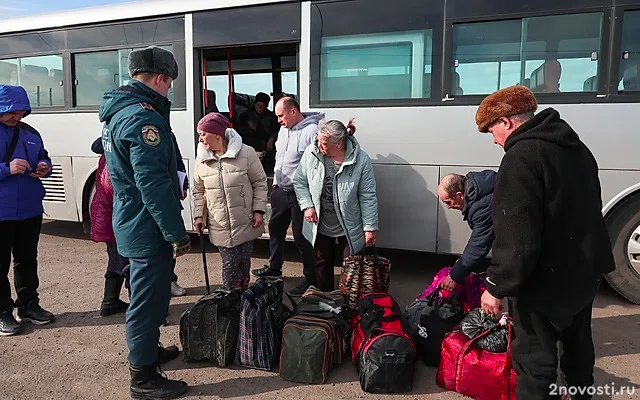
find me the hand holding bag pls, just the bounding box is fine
[339,245,391,310]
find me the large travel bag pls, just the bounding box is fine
[235,278,296,370]
[179,288,241,366]
[339,246,391,310]
[436,316,516,400]
[351,292,416,393]
[404,290,465,366]
[279,288,350,384]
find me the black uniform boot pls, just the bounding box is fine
[129,364,188,399]
[100,276,129,317]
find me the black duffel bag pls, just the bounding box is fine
[405,290,465,366]
[179,288,241,367]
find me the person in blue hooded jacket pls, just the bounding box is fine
[0,84,55,337]
[437,170,497,291]
[98,46,190,399]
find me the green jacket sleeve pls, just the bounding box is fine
[124,117,186,242]
[358,151,378,232]
[293,147,315,211]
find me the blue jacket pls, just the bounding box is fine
[0,85,52,221]
[450,170,497,283]
[293,135,378,255]
[98,81,186,258]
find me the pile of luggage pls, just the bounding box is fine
[178,248,516,398]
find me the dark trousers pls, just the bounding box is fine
[105,242,130,288]
[268,186,315,284]
[511,299,596,400]
[314,232,349,291]
[126,243,173,366]
[0,215,43,310]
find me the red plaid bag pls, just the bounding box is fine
[436,319,516,400]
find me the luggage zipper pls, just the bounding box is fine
[218,160,233,247]
[362,331,417,356]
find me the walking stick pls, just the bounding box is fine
[200,233,211,294]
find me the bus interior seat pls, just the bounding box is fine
[423,72,431,97]
[583,75,597,92]
[205,89,219,113]
[21,65,53,105]
[622,62,639,91]
[453,72,463,95]
[0,61,17,84]
[49,68,64,104]
[530,60,562,93]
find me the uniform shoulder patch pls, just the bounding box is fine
[139,102,155,111]
[142,125,161,146]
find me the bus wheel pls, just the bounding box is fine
[605,194,640,305]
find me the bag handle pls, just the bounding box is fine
[2,126,20,164]
[282,291,298,314]
[453,316,514,393]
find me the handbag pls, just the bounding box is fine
[339,245,390,310]
[436,318,516,400]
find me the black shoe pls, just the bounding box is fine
[130,363,188,400]
[158,343,180,364]
[0,308,23,336]
[251,265,282,278]
[101,276,129,317]
[289,280,312,296]
[16,300,54,325]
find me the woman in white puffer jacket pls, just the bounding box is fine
[192,112,268,290]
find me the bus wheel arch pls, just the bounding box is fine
[604,191,640,305]
[81,172,97,235]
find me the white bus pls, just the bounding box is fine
[1,0,640,304]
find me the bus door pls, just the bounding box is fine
[200,43,298,180]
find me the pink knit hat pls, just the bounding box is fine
[197,112,229,136]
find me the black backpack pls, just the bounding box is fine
[179,289,241,367]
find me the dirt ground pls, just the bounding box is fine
[1,220,640,400]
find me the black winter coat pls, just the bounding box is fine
[450,170,496,283]
[486,108,615,325]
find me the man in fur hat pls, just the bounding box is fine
[477,85,614,400]
[99,46,190,399]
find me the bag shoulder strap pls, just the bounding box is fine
[2,126,20,164]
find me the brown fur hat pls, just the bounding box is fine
[475,85,538,132]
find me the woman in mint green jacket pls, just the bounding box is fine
[293,119,378,291]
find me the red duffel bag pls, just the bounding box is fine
[436,319,516,400]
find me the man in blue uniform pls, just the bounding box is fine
[99,46,191,399]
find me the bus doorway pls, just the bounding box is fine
[200,44,298,180]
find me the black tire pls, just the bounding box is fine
[605,194,640,305]
[82,178,96,236]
